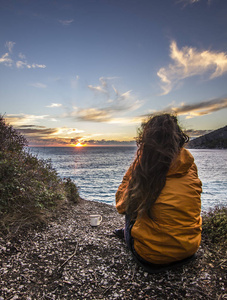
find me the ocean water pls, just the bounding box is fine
[29,147,227,211]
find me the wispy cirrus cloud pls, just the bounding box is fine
[59,19,74,26]
[88,77,109,94]
[177,0,212,7]
[73,107,143,124]
[76,108,112,122]
[16,61,46,69]
[5,41,16,53]
[17,127,58,136]
[0,41,46,69]
[136,97,227,123]
[30,82,47,88]
[88,85,107,94]
[88,77,118,95]
[18,53,26,60]
[72,77,143,123]
[157,41,227,95]
[5,114,49,126]
[171,97,227,118]
[0,53,13,66]
[178,0,200,4]
[149,97,227,119]
[53,127,84,136]
[46,103,62,108]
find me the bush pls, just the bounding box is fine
[64,177,80,203]
[0,116,80,235]
[0,115,27,152]
[202,206,227,245]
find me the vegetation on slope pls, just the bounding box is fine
[0,115,79,235]
[202,206,227,246]
[187,125,227,149]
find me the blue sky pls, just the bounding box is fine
[0,0,227,146]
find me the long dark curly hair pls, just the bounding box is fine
[125,114,189,221]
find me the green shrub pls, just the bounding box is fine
[0,116,27,154]
[64,177,80,203]
[0,116,80,235]
[202,206,227,245]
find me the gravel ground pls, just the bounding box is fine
[0,199,226,300]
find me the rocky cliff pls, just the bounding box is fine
[187,125,227,149]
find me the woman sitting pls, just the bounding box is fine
[115,114,202,272]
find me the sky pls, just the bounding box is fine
[0,0,227,147]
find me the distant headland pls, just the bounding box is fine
[187,125,227,149]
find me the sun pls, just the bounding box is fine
[75,142,83,147]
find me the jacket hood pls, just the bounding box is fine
[167,148,194,177]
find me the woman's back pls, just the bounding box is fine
[115,114,202,266]
[130,148,202,264]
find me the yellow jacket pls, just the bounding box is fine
[116,148,202,264]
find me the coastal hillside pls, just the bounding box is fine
[187,125,227,149]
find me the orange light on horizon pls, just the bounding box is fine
[75,142,84,147]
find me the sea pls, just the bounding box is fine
[29,147,227,212]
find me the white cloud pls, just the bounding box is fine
[5,114,49,126]
[183,0,200,3]
[88,77,108,94]
[75,91,142,122]
[5,41,15,53]
[75,107,144,124]
[31,63,46,69]
[0,53,13,66]
[16,60,27,68]
[77,108,112,122]
[0,41,46,70]
[46,103,62,108]
[157,41,227,95]
[18,53,26,60]
[68,77,143,124]
[172,97,227,118]
[177,0,212,7]
[107,116,144,125]
[88,85,107,93]
[151,97,227,119]
[53,127,84,136]
[30,82,47,88]
[16,60,46,69]
[59,19,74,26]
[88,77,119,95]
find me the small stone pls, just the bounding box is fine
[113,293,119,298]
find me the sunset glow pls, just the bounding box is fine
[0,0,227,147]
[75,142,83,147]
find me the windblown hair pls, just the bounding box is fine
[125,114,189,221]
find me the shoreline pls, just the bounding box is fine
[0,199,226,299]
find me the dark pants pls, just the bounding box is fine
[124,214,134,249]
[124,214,151,264]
